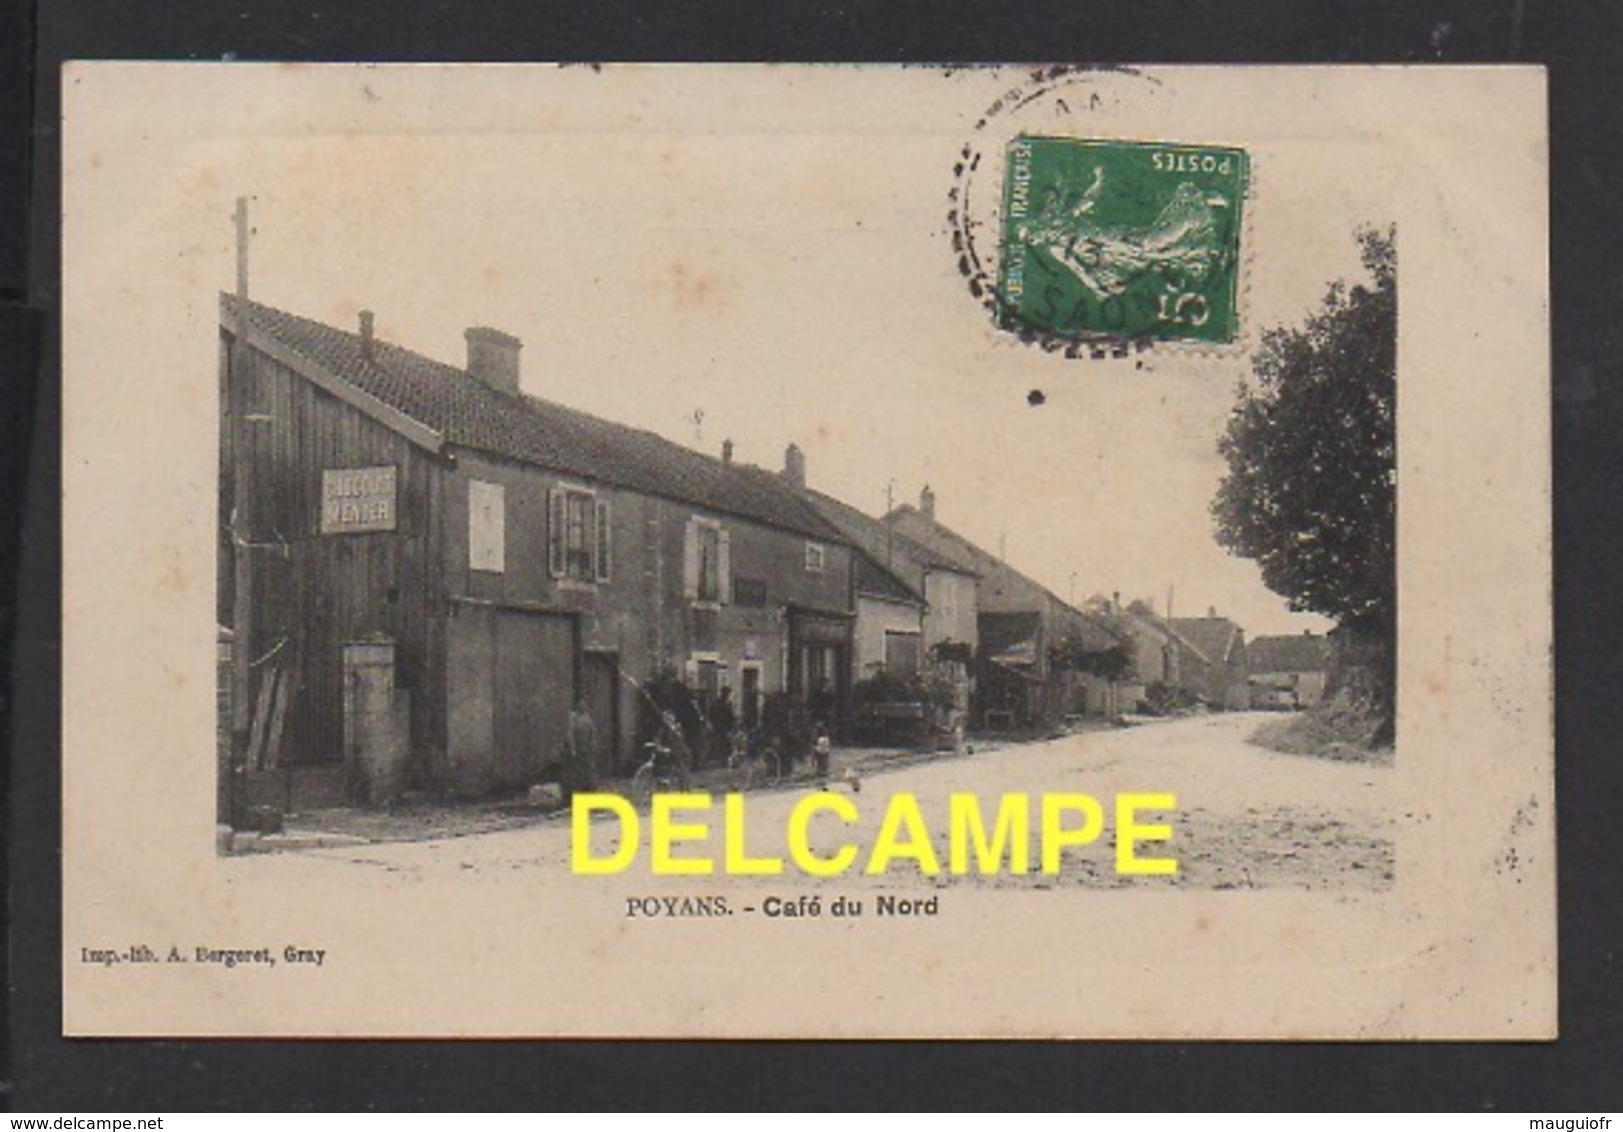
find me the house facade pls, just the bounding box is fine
[1083,596,1180,712]
[1246,632,1331,708]
[219,297,853,809]
[884,490,1124,728]
[849,559,928,684]
[798,483,977,714]
[1168,611,1252,710]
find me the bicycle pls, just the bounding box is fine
[629,735,694,807]
[726,727,784,792]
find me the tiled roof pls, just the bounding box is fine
[853,554,924,606]
[223,295,845,543]
[883,504,990,579]
[805,490,975,580]
[1170,617,1243,667]
[801,487,988,607]
[1118,609,1173,642]
[1054,606,1126,654]
[1247,634,1329,673]
[883,504,1122,653]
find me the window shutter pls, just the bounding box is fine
[468,480,505,573]
[595,499,612,583]
[547,488,565,578]
[682,519,700,600]
[717,528,732,605]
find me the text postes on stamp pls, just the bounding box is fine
[998,136,1248,344]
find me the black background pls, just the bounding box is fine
[6,0,1621,1112]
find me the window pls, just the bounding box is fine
[565,491,591,578]
[548,486,611,583]
[692,657,721,698]
[801,644,837,699]
[697,525,722,602]
[884,631,922,678]
[683,517,730,606]
[805,541,826,573]
[732,576,768,608]
[468,480,505,573]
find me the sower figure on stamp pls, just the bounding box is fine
[565,696,598,799]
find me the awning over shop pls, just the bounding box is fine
[986,651,1045,683]
[786,606,855,644]
[988,639,1039,665]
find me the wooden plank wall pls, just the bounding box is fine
[224,334,444,776]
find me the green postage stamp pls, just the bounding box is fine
[998,136,1249,344]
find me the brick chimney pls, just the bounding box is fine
[782,443,806,489]
[722,438,734,465]
[464,327,522,395]
[920,485,936,521]
[359,310,375,361]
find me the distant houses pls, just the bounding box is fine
[1090,596,1179,709]
[1168,610,1252,711]
[1247,632,1331,709]
[797,483,978,713]
[884,491,1128,729]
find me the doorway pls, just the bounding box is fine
[582,651,621,774]
[739,663,762,732]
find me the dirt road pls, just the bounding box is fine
[248,713,1398,892]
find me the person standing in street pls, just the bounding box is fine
[565,696,598,799]
[708,685,737,768]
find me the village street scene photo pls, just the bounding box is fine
[216,196,1398,893]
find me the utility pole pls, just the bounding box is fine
[884,479,894,570]
[228,196,253,829]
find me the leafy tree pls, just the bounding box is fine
[1213,227,1396,721]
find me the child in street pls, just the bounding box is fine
[812,722,831,788]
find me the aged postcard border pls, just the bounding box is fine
[15,0,1623,1110]
[41,59,1558,1065]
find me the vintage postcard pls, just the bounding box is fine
[61,64,1551,1038]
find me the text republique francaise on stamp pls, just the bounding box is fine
[997,136,1248,344]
